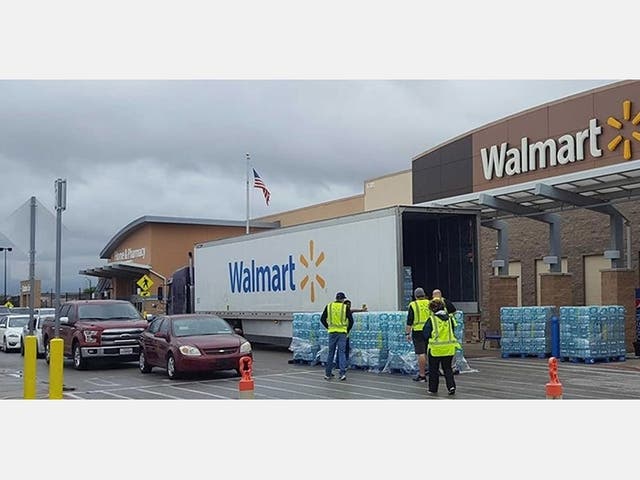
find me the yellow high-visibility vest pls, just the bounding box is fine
[327,302,348,333]
[409,299,430,332]
[428,313,459,357]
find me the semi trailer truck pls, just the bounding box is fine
[166,205,481,346]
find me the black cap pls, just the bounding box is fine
[336,292,346,300]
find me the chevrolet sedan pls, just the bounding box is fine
[138,314,252,379]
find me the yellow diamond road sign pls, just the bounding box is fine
[137,274,154,291]
[3,301,13,308]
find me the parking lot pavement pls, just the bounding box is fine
[2,343,640,400]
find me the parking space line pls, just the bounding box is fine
[136,388,181,399]
[168,385,233,399]
[261,376,425,399]
[85,378,121,387]
[255,382,333,399]
[97,390,133,399]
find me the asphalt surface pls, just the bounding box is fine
[2,342,640,400]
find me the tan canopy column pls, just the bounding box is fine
[600,269,636,353]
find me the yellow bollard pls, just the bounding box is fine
[49,338,64,400]
[23,336,37,399]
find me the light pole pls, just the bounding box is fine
[0,246,12,303]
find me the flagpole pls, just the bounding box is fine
[245,153,250,235]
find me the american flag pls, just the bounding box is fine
[253,168,271,206]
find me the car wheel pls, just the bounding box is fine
[2,337,7,353]
[20,339,24,356]
[139,350,152,373]
[166,354,179,380]
[72,342,88,370]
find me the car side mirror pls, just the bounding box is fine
[154,331,168,340]
[146,314,154,321]
[234,327,243,335]
[59,316,69,324]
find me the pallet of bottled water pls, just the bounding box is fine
[500,306,553,358]
[381,311,418,374]
[452,311,477,373]
[345,312,391,372]
[559,306,626,363]
[289,313,321,363]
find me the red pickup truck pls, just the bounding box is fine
[42,299,149,370]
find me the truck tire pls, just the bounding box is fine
[72,342,88,370]
[139,350,152,373]
[166,353,179,380]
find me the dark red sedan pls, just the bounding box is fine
[138,314,252,379]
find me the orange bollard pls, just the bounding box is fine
[545,356,563,399]
[238,356,255,399]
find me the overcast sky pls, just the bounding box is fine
[0,79,617,294]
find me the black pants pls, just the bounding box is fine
[427,352,456,393]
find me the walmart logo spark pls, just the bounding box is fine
[299,240,326,303]
[607,100,640,160]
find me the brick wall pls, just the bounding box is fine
[539,273,574,308]
[601,269,636,352]
[486,276,519,332]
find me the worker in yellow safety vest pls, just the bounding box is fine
[321,291,354,381]
[431,289,457,314]
[423,298,460,396]
[405,287,430,382]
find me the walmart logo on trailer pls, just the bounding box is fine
[228,256,297,293]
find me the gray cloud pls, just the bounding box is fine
[0,79,615,295]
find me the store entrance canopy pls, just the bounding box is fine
[79,261,152,279]
[421,159,640,221]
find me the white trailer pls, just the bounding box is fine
[186,206,481,346]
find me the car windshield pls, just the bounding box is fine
[172,316,233,337]
[78,303,141,321]
[8,316,29,328]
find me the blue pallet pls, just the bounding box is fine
[559,355,626,364]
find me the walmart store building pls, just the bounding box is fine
[82,80,640,350]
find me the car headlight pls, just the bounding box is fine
[240,341,252,354]
[83,330,99,343]
[179,345,201,356]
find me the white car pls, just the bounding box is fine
[0,314,30,352]
[20,313,54,358]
